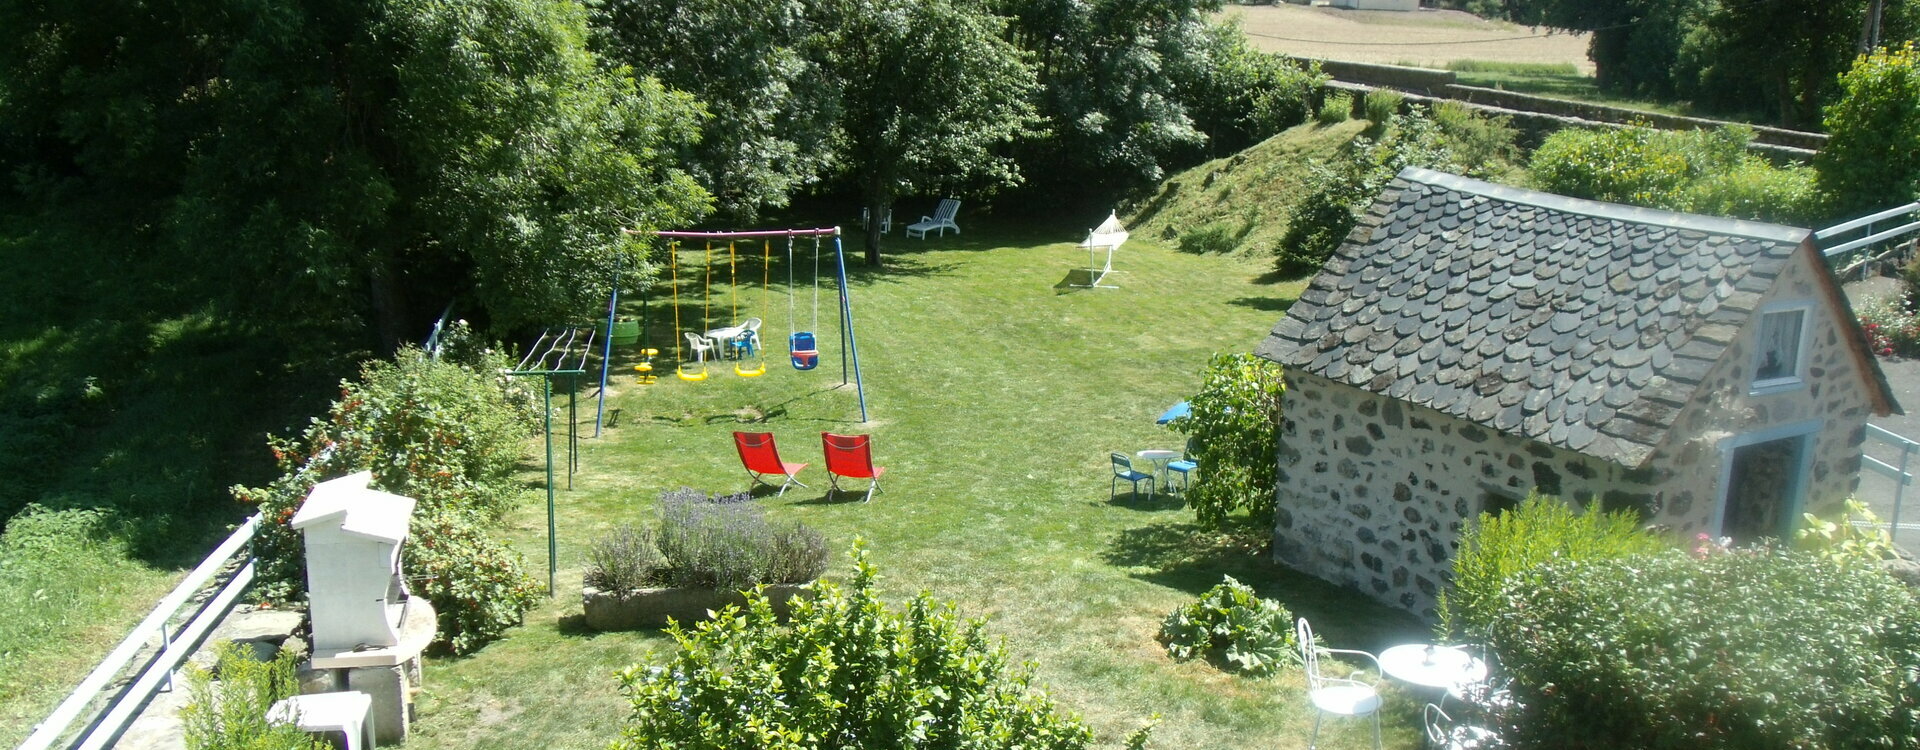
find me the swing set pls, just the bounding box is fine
[623,226,869,422]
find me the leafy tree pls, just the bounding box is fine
[819,0,1036,265]
[1171,353,1285,527]
[1819,41,1920,220]
[1676,0,1864,127]
[591,0,835,222]
[0,0,709,348]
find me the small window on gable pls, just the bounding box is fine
[1752,307,1807,390]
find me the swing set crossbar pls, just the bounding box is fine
[629,228,841,239]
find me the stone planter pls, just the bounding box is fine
[582,582,813,631]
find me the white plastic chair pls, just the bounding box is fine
[861,207,892,234]
[739,317,763,355]
[1297,618,1383,750]
[1424,703,1499,750]
[905,199,961,239]
[684,331,715,363]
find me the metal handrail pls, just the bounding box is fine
[1862,425,1913,543]
[17,514,261,750]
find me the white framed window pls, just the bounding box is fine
[1750,304,1811,394]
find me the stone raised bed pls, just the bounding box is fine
[582,582,813,630]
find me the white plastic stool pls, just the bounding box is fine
[267,691,375,750]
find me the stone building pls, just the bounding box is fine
[1254,167,1900,618]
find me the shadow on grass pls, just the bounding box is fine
[1227,296,1295,314]
[788,488,870,506]
[553,613,606,639]
[1103,491,1185,512]
[1103,519,1425,652]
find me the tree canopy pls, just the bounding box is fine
[0,0,710,347]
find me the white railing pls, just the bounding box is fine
[1861,425,1915,544]
[1817,202,1920,279]
[17,514,261,750]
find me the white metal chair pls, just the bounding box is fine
[684,331,715,363]
[905,199,961,239]
[1297,617,1383,750]
[1424,703,1499,750]
[861,207,892,235]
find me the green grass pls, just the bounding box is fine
[1130,120,1370,260]
[407,221,1428,749]
[1440,60,1715,121]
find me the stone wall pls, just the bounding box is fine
[1272,245,1877,619]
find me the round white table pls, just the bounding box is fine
[1136,449,1179,485]
[1377,644,1488,690]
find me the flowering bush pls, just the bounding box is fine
[232,335,540,654]
[1488,549,1920,749]
[1859,296,1920,358]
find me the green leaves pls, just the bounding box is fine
[1173,353,1283,527]
[1528,124,1818,225]
[1156,575,1297,677]
[1820,41,1920,221]
[1489,549,1920,749]
[613,544,1118,749]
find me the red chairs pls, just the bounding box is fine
[733,431,809,496]
[822,432,886,502]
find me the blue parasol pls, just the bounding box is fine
[1155,401,1191,425]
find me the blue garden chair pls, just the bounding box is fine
[1166,439,1197,494]
[1111,452,1154,501]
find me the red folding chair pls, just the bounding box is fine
[733,431,808,496]
[822,432,886,502]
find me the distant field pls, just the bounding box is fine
[1224,4,1592,73]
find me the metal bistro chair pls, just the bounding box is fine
[1297,617,1383,750]
[1424,703,1499,750]
[1110,452,1154,501]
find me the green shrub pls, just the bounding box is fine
[612,545,1136,750]
[1430,101,1518,179]
[1182,25,1326,153]
[1315,93,1352,124]
[1177,222,1240,254]
[1172,353,1284,527]
[1279,109,1457,276]
[179,643,323,750]
[1435,495,1667,642]
[1158,576,1298,676]
[1793,498,1900,564]
[232,335,541,654]
[1489,549,1920,750]
[585,488,829,595]
[1361,88,1404,135]
[1818,42,1920,220]
[1682,160,1819,226]
[1527,124,1818,225]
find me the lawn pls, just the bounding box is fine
[405,220,1429,749]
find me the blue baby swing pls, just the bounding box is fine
[787,235,821,370]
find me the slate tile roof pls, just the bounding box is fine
[1256,167,1854,468]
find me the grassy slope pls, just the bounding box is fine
[408,222,1427,750]
[0,214,346,746]
[1129,120,1369,259]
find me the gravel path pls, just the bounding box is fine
[1223,4,1592,72]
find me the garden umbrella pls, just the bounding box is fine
[1156,401,1190,425]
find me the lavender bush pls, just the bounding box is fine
[585,488,827,594]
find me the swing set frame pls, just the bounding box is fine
[626,226,870,423]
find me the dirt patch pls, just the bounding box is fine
[1222,4,1592,73]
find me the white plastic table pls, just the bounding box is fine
[267,691,375,750]
[704,326,747,359]
[1378,644,1488,690]
[1136,450,1179,485]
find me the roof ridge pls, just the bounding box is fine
[1399,167,1811,245]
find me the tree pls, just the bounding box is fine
[591,0,835,222]
[817,0,1036,265]
[1677,0,1869,127]
[1819,41,1920,220]
[0,0,709,348]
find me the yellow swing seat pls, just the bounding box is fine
[676,362,709,382]
[734,359,767,378]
